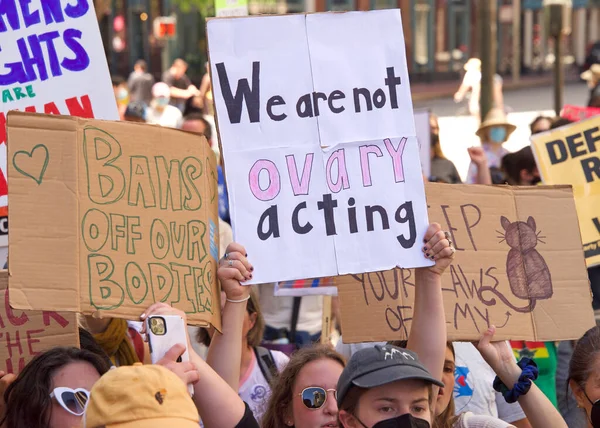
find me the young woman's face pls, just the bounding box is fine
[341,379,431,428]
[290,358,344,428]
[573,354,600,427]
[48,361,101,428]
[435,347,456,416]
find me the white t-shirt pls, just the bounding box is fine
[453,343,526,424]
[239,349,289,423]
[258,283,323,335]
[146,105,183,128]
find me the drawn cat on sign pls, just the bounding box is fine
[477,216,552,313]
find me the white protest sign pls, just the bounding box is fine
[414,109,431,178]
[0,0,118,246]
[208,11,432,285]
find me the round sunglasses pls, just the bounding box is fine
[297,387,337,410]
[50,387,90,416]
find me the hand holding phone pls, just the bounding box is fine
[146,315,195,395]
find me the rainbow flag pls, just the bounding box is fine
[274,277,337,297]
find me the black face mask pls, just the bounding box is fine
[584,391,600,427]
[357,413,430,428]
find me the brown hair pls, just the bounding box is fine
[433,343,459,428]
[196,288,265,348]
[262,345,346,428]
[569,326,600,392]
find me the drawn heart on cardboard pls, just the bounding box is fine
[13,144,50,185]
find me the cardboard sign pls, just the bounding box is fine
[0,271,78,374]
[7,112,221,328]
[0,0,118,245]
[208,11,432,285]
[530,117,600,267]
[561,105,600,122]
[274,278,337,297]
[338,183,594,343]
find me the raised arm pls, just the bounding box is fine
[477,326,567,428]
[468,146,493,185]
[407,223,455,389]
[205,243,253,389]
[141,303,257,428]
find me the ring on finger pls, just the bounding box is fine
[444,231,452,241]
[228,260,233,267]
[224,253,229,260]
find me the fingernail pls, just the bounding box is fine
[423,238,427,243]
[140,313,146,319]
[250,267,254,271]
[425,252,430,258]
[249,273,253,279]
[245,253,248,257]
[422,246,428,252]
[430,255,435,260]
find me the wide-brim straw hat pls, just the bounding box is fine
[581,64,600,81]
[476,108,517,140]
[464,58,481,71]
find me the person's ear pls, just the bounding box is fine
[570,379,587,408]
[339,410,359,428]
[249,312,257,329]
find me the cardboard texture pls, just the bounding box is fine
[0,270,78,374]
[7,112,221,329]
[530,117,600,267]
[338,183,595,343]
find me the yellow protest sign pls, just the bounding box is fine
[530,117,600,267]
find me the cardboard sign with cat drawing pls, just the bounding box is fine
[337,183,595,343]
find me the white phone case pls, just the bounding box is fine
[146,315,193,395]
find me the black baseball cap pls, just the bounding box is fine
[336,345,444,407]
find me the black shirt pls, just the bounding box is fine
[235,402,260,428]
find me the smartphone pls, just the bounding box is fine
[146,315,194,395]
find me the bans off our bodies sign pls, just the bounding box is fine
[208,11,433,284]
[7,113,221,329]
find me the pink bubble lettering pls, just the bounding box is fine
[325,148,350,193]
[359,144,383,187]
[286,153,314,196]
[248,159,281,201]
[384,137,407,183]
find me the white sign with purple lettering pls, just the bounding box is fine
[208,10,433,284]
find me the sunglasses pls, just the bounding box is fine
[298,387,337,410]
[50,387,90,416]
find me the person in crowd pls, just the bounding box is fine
[454,58,504,117]
[83,364,202,428]
[141,242,260,428]
[429,132,461,184]
[0,347,111,428]
[199,62,215,117]
[182,113,213,146]
[264,223,455,427]
[127,59,155,105]
[196,288,289,422]
[259,283,325,348]
[569,325,600,428]
[501,146,540,186]
[467,108,515,184]
[453,342,531,427]
[123,100,147,123]
[146,82,183,128]
[581,64,600,107]
[556,340,587,427]
[112,75,129,120]
[162,58,199,111]
[337,344,444,428]
[551,117,575,130]
[432,343,514,428]
[529,115,553,135]
[262,345,346,428]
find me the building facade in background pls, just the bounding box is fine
[94,0,600,86]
